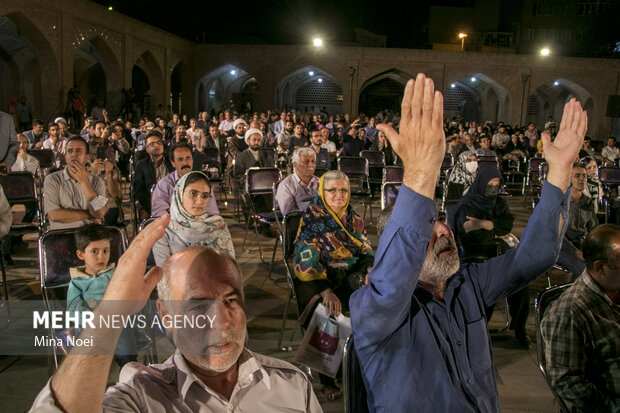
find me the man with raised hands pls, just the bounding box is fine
[350,73,587,412]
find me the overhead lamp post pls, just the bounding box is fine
[540,47,550,56]
[458,33,468,51]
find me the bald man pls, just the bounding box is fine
[30,218,322,412]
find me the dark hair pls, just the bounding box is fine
[169,143,193,162]
[32,119,44,127]
[47,122,59,129]
[184,171,211,188]
[75,224,113,251]
[582,224,620,271]
[67,136,88,150]
[146,130,163,141]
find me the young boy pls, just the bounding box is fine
[67,224,137,366]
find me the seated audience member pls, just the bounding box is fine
[151,144,218,218]
[491,124,510,153]
[579,136,595,159]
[276,147,319,216]
[0,110,18,174]
[0,186,10,238]
[459,133,478,155]
[12,134,40,176]
[294,170,374,400]
[88,140,122,226]
[205,124,227,165]
[186,118,206,152]
[446,150,477,199]
[476,135,498,157]
[309,129,331,169]
[349,74,585,412]
[369,130,395,166]
[171,124,188,145]
[453,165,531,348]
[22,119,47,149]
[54,117,73,139]
[541,224,620,412]
[582,156,602,212]
[288,123,309,155]
[233,128,275,190]
[42,122,67,167]
[320,125,337,160]
[602,137,619,165]
[153,172,234,266]
[341,122,365,157]
[557,163,598,275]
[44,137,107,230]
[30,230,322,412]
[67,224,137,367]
[132,131,173,219]
[218,109,234,131]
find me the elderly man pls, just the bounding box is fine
[476,135,498,158]
[151,144,218,217]
[233,128,275,190]
[350,73,587,412]
[276,147,319,216]
[30,219,323,412]
[541,224,620,412]
[132,130,173,218]
[44,137,108,230]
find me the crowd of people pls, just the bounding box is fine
[0,73,617,412]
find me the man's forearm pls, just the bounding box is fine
[546,164,572,193]
[47,209,90,223]
[79,181,98,201]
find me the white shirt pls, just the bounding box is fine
[602,146,619,163]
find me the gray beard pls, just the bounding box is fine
[419,237,460,288]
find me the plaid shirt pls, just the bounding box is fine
[541,270,620,412]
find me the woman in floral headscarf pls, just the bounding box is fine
[153,171,234,266]
[293,170,374,400]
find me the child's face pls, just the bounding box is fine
[77,239,111,275]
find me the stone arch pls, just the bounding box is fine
[0,12,61,123]
[170,60,188,115]
[359,69,411,116]
[443,73,510,123]
[132,50,165,118]
[72,36,123,116]
[527,78,595,133]
[275,66,343,114]
[195,64,255,114]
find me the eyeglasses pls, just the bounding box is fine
[186,190,211,201]
[324,188,348,195]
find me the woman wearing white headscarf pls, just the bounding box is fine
[152,171,234,266]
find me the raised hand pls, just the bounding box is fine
[377,73,445,199]
[543,98,588,192]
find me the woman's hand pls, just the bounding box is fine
[320,289,342,317]
[463,216,494,232]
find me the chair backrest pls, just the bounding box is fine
[0,172,37,202]
[259,147,277,164]
[383,166,403,183]
[202,147,220,164]
[360,150,385,167]
[39,226,127,287]
[539,162,549,182]
[245,167,282,194]
[535,283,572,413]
[343,335,370,413]
[283,212,302,259]
[441,153,454,169]
[314,167,328,178]
[381,182,401,210]
[338,156,369,177]
[272,180,282,214]
[27,149,55,169]
[528,157,546,173]
[598,166,620,185]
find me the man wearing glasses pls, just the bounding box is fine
[132,130,173,219]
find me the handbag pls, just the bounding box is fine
[295,303,351,378]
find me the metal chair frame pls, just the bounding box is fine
[338,156,373,223]
[598,166,620,223]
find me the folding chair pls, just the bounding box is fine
[343,335,370,413]
[476,154,500,170]
[360,150,386,189]
[535,284,572,413]
[440,153,455,184]
[381,182,401,210]
[522,157,545,198]
[0,171,44,235]
[201,147,227,204]
[382,166,403,183]
[267,180,285,281]
[277,211,303,351]
[598,166,620,223]
[242,167,282,264]
[338,156,373,223]
[39,227,127,369]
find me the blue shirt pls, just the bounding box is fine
[350,181,569,412]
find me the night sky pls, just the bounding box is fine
[89,0,475,48]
